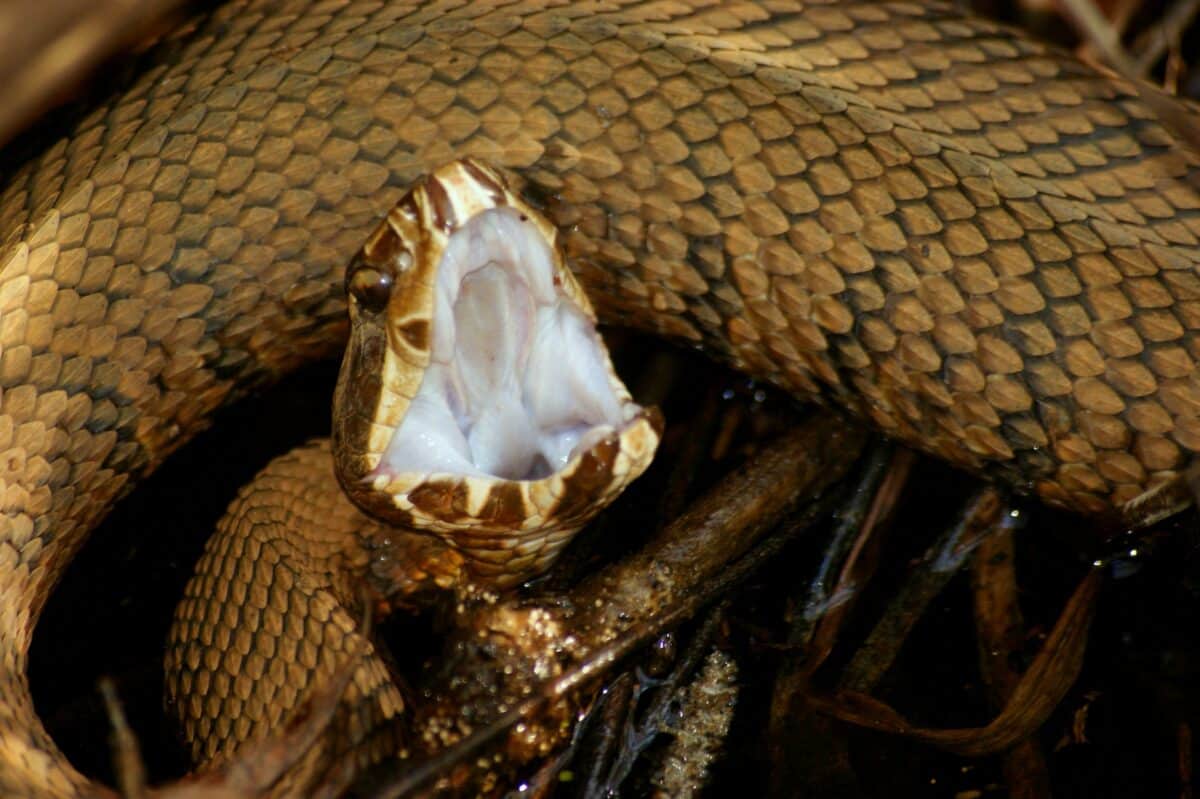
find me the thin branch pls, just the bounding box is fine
[100,679,146,799]
[812,568,1103,757]
[972,526,1052,799]
[838,487,1007,693]
[1055,0,1138,74]
[1131,0,1200,77]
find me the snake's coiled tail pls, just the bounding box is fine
[2,0,1200,795]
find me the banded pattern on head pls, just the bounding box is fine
[333,160,661,584]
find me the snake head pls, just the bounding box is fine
[333,159,661,586]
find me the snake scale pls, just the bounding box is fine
[2,0,1200,795]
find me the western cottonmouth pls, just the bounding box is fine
[2,0,1200,795]
[164,159,666,787]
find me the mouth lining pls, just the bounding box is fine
[372,207,636,484]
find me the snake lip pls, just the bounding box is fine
[334,160,660,582]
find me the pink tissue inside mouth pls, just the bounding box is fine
[377,207,640,482]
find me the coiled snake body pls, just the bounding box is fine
[2,0,1200,795]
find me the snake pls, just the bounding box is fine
[1,0,1200,795]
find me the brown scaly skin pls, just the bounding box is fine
[2,0,1200,794]
[164,440,465,795]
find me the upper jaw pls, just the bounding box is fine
[333,160,661,584]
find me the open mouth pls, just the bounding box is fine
[373,206,639,483]
[333,160,659,582]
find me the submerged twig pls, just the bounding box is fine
[971,524,1052,799]
[580,604,729,797]
[1056,0,1138,74]
[813,567,1103,757]
[763,442,907,798]
[1131,0,1200,76]
[802,446,915,676]
[839,487,1008,693]
[576,672,639,799]
[100,679,147,799]
[799,442,896,634]
[649,649,738,799]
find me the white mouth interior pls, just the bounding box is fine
[377,207,633,482]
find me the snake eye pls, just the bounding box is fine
[346,258,394,313]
